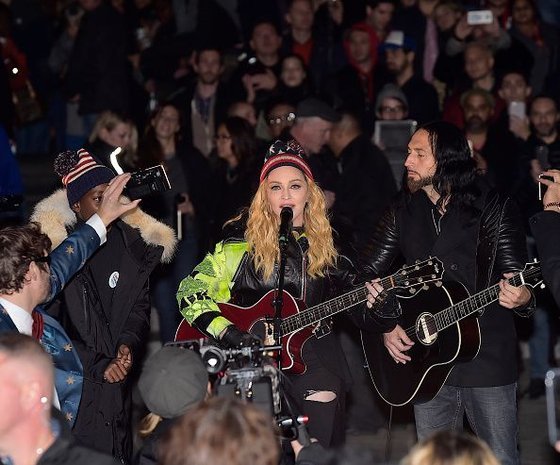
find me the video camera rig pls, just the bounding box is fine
[166,338,308,439]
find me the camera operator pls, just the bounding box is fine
[176,140,363,447]
[135,346,211,465]
[530,169,560,307]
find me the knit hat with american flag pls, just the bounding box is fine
[259,139,313,183]
[54,149,115,205]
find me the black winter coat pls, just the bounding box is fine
[531,211,560,308]
[48,221,163,462]
[39,431,118,465]
[330,135,397,257]
[65,3,128,114]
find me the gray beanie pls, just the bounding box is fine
[138,346,209,419]
[375,83,409,114]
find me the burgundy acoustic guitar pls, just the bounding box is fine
[175,257,444,374]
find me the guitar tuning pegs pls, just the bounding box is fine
[540,283,546,289]
[409,288,417,294]
[435,281,443,287]
[422,285,429,291]
[418,277,424,282]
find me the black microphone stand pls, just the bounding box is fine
[273,238,289,370]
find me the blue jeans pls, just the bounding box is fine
[529,307,550,379]
[527,235,551,379]
[152,226,198,343]
[15,119,49,155]
[414,383,519,465]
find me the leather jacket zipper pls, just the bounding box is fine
[295,238,307,301]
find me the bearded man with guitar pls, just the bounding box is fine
[362,121,534,465]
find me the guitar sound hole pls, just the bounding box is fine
[416,313,438,345]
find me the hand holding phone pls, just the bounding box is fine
[508,101,526,120]
[467,10,493,25]
[538,170,560,208]
[538,174,554,201]
[546,369,560,447]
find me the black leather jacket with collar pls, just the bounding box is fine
[359,185,535,387]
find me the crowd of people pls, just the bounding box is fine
[1,0,560,464]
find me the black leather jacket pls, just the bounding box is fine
[361,186,534,387]
[179,224,361,386]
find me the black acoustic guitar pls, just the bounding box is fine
[361,262,542,407]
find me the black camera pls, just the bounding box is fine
[126,165,171,200]
[167,339,282,418]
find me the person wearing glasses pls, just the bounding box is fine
[375,83,410,121]
[0,173,138,431]
[266,100,297,140]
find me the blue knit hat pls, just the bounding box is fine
[54,149,115,205]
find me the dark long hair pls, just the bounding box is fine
[137,102,184,169]
[421,121,479,212]
[221,116,258,166]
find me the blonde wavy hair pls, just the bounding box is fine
[138,412,163,438]
[402,431,500,465]
[242,173,337,280]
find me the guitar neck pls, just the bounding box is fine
[434,273,526,331]
[280,275,394,335]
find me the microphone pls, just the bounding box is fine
[278,207,293,249]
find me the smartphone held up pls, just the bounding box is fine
[467,9,493,25]
[538,173,554,201]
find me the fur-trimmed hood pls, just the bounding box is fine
[31,189,177,263]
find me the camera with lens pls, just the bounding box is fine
[168,338,282,418]
[126,165,171,200]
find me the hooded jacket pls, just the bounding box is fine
[32,190,176,462]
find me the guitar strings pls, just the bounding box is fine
[401,267,541,339]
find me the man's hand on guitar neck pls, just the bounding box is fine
[365,279,385,308]
[366,278,414,363]
[498,272,531,309]
[383,325,414,364]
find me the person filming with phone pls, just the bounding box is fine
[526,96,560,181]
[530,170,560,307]
[533,171,560,453]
